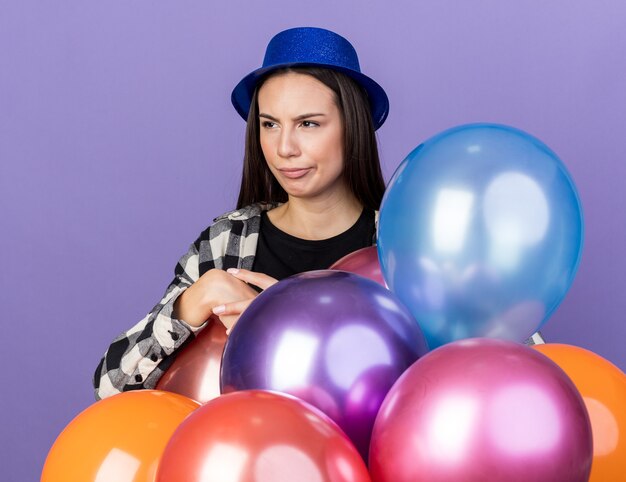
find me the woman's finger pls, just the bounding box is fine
[213,299,254,334]
[219,314,238,334]
[226,268,278,290]
[212,299,254,317]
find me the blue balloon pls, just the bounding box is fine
[378,123,583,349]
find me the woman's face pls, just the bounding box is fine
[257,72,346,202]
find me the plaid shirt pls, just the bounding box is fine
[93,202,380,400]
[93,203,281,400]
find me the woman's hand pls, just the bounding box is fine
[212,268,278,333]
[172,268,277,332]
[172,268,255,329]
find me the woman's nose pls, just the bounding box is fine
[277,128,300,158]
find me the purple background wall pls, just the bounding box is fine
[2,1,625,480]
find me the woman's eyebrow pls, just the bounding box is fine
[259,113,326,121]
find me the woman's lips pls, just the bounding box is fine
[279,168,312,179]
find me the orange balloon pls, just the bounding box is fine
[42,390,200,482]
[157,315,227,403]
[155,390,371,482]
[533,343,626,481]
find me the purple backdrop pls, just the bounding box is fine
[2,1,625,480]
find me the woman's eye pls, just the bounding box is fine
[261,121,277,129]
[301,120,319,128]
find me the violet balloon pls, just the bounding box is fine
[221,270,428,460]
[369,338,593,482]
[329,246,386,286]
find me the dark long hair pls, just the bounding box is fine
[236,67,386,211]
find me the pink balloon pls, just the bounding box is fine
[329,246,386,286]
[156,316,226,403]
[369,338,593,482]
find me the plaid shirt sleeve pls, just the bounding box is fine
[92,236,206,400]
[92,204,269,400]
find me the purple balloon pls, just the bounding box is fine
[369,338,593,482]
[221,270,428,460]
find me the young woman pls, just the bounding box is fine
[93,27,389,400]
